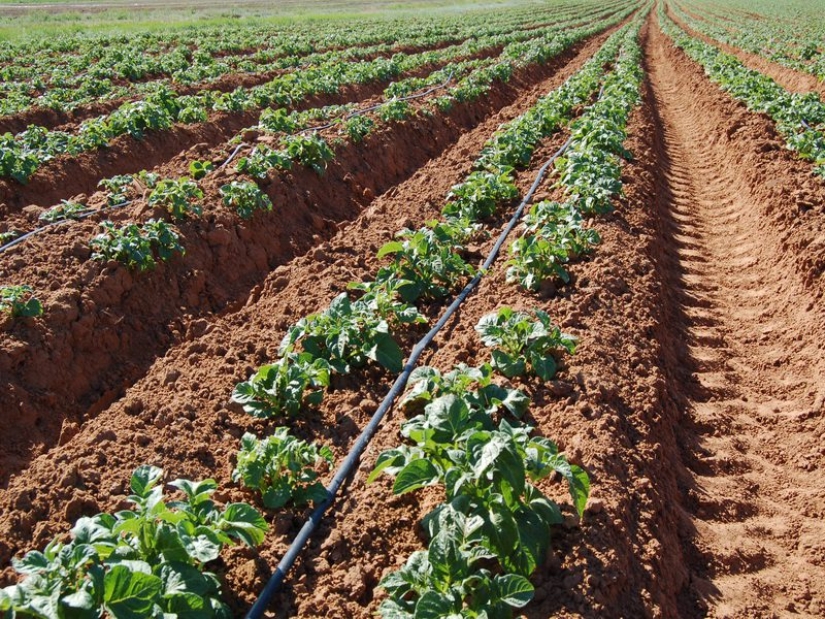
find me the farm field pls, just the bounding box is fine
[1,0,825,617]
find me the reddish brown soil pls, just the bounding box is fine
[2,8,825,619]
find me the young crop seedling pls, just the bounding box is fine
[38,199,89,223]
[98,173,135,206]
[148,177,203,219]
[233,429,334,509]
[342,114,375,143]
[232,353,332,418]
[0,285,43,318]
[370,223,476,303]
[378,506,535,618]
[443,170,519,221]
[188,159,214,179]
[90,219,184,271]
[236,144,293,179]
[475,307,577,380]
[280,133,335,174]
[370,396,590,576]
[280,292,405,374]
[219,180,273,220]
[0,465,267,618]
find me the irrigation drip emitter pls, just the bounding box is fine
[245,131,576,618]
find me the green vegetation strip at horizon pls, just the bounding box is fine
[659,5,825,178]
[0,3,640,184]
[0,0,636,118]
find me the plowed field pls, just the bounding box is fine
[2,4,824,618]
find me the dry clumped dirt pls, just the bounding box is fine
[2,9,825,619]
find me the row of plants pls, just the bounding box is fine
[506,23,643,292]
[1,1,624,117]
[0,6,637,184]
[671,0,825,81]
[369,21,644,618]
[659,5,825,178]
[371,309,586,618]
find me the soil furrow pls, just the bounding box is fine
[647,12,825,617]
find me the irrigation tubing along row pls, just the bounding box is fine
[0,74,457,253]
[245,131,577,618]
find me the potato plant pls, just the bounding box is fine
[219,181,273,220]
[474,307,577,381]
[233,429,334,509]
[90,220,184,271]
[0,285,43,318]
[0,466,267,619]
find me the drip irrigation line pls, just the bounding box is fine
[0,200,133,255]
[245,132,576,619]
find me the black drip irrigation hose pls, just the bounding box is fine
[0,200,133,255]
[245,132,576,619]
[220,71,456,170]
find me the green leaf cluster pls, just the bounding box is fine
[0,285,43,318]
[0,466,267,619]
[147,178,203,220]
[474,307,576,381]
[219,181,273,220]
[233,429,334,509]
[90,219,184,271]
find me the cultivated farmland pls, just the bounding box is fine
[1,0,824,617]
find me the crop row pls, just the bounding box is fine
[371,19,644,618]
[0,6,638,185]
[659,5,825,178]
[0,0,635,118]
[669,0,825,81]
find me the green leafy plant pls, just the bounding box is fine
[370,396,589,576]
[378,505,535,619]
[98,174,134,206]
[90,219,184,271]
[232,353,332,418]
[474,307,576,380]
[370,223,475,303]
[280,292,404,374]
[342,114,374,142]
[0,230,20,244]
[188,160,214,180]
[148,177,203,219]
[39,200,89,223]
[400,363,529,419]
[442,170,519,221]
[233,429,334,509]
[219,181,273,220]
[0,466,267,619]
[379,99,411,122]
[0,285,43,318]
[280,133,334,174]
[236,145,292,179]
